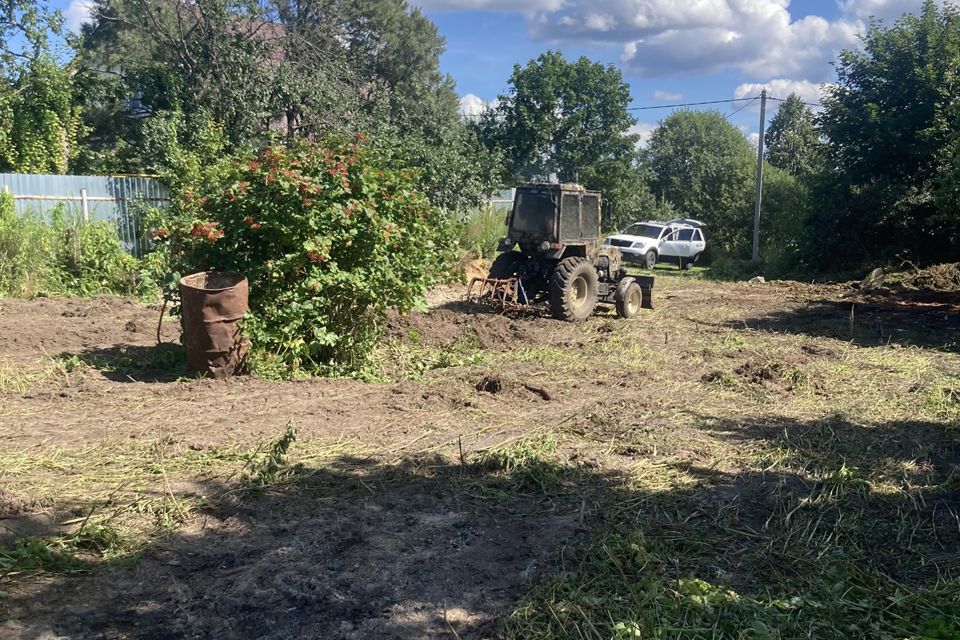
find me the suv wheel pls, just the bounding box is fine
[644,250,657,270]
[549,257,598,321]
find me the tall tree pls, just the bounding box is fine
[764,93,821,178]
[74,0,495,210]
[479,50,641,223]
[0,1,81,173]
[817,0,960,265]
[644,110,755,254]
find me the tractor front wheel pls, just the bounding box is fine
[615,278,643,319]
[549,257,598,321]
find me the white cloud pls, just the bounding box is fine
[459,93,495,117]
[733,78,830,108]
[839,0,945,21]
[653,89,681,101]
[628,122,656,148]
[607,3,863,80]
[416,0,884,83]
[422,0,946,100]
[65,0,94,33]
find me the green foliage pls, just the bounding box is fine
[761,166,812,276]
[458,206,508,259]
[75,0,498,212]
[0,194,141,297]
[765,94,823,178]
[159,138,453,375]
[372,333,484,381]
[0,2,81,173]
[0,537,88,575]
[139,110,232,197]
[503,531,960,640]
[240,423,297,488]
[57,218,141,295]
[644,110,755,256]
[479,50,641,220]
[471,436,566,494]
[817,0,960,266]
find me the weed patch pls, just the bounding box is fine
[458,206,506,260]
[240,423,298,489]
[469,436,573,495]
[503,531,960,640]
[0,195,144,298]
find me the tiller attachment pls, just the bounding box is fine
[466,277,531,312]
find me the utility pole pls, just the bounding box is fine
[752,89,767,262]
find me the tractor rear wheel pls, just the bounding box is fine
[549,257,598,321]
[615,278,643,319]
[489,251,524,278]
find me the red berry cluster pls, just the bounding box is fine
[191,222,224,242]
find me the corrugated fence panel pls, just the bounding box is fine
[0,173,170,257]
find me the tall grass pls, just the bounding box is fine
[0,191,142,297]
[458,205,508,259]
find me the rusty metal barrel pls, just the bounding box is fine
[179,272,249,378]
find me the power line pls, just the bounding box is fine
[460,94,772,120]
[767,95,822,107]
[725,96,760,118]
[461,96,761,119]
[627,97,757,111]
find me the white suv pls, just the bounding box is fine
[605,219,706,269]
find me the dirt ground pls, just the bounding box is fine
[1,271,959,638]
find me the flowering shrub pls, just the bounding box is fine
[155,136,453,375]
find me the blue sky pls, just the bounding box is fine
[56,0,941,141]
[413,0,942,141]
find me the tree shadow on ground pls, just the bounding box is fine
[59,343,189,383]
[3,415,959,639]
[724,292,960,354]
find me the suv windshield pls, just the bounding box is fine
[512,191,556,236]
[623,223,663,239]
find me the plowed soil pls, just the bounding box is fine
[2,272,959,639]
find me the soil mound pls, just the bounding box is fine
[386,307,572,352]
[890,262,960,293]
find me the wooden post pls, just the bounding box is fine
[80,188,89,223]
[752,89,767,262]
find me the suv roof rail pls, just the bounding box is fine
[666,218,705,228]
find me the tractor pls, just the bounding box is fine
[468,182,653,321]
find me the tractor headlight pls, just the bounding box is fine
[539,240,551,252]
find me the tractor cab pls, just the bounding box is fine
[500,183,602,257]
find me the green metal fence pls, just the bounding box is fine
[1,173,169,257]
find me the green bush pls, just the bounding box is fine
[704,254,762,281]
[55,218,141,296]
[0,191,141,297]
[159,137,454,376]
